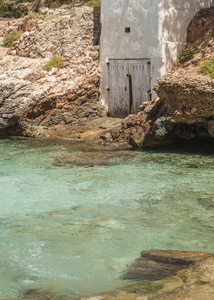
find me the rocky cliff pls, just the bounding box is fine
[0,5,106,138]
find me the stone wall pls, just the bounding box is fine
[8,6,100,76]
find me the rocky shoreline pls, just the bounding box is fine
[15,249,214,300]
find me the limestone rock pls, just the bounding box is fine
[155,71,214,119]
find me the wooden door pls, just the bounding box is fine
[107,59,151,118]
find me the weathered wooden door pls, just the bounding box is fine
[107,59,151,117]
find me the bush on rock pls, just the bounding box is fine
[180,49,195,62]
[43,56,64,72]
[199,57,214,78]
[2,31,21,48]
[0,1,28,18]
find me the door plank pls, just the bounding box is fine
[108,59,151,117]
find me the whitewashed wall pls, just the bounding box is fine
[100,0,213,108]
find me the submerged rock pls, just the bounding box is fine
[197,194,214,210]
[54,150,133,167]
[122,249,211,281]
[82,249,214,300]
[19,288,76,299]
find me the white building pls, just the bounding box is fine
[100,0,213,117]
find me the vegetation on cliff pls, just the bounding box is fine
[44,0,100,7]
[0,0,100,19]
[0,0,28,18]
[84,0,101,6]
[2,31,21,47]
[43,56,64,72]
[199,56,214,78]
[180,49,195,62]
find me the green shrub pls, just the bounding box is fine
[44,0,101,8]
[199,57,214,78]
[180,49,195,62]
[43,56,64,72]
[0,2,28,18]
[45,0,78,8]
[15,0,34,4]
[28,10,40,18]
[0,2,12,17]
[85,0,101,6]
[45,0,60,8]
[2,31,21,47]
[14,4,28,18]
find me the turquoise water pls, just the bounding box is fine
[0,138,213,299]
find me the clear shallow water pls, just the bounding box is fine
[0,138,213,299]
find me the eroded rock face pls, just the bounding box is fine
[155,72,214,119]
[154,71,214,141]
[0,57,104,136]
